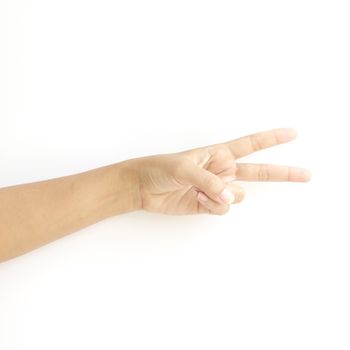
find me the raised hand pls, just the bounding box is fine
[132,128,311,215]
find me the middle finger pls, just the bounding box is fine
[235,163,311,182]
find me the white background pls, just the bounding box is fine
[1,1,349,349]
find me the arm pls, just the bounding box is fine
[0,160,141,262]
[0,128,311,262]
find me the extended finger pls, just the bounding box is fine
[235,163,312,182]
[223,128,298,159]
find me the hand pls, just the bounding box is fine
[131,128,311,216]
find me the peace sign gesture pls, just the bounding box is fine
[134,128,311,215]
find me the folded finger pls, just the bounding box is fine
[197,192,230,215]
[225,183,245,203]
[196,184,245,215]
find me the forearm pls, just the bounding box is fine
[0,159,141,262]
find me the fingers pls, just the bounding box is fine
[225,183,245,203]
[175,161,234,204]
[223,128,298,159]
[236,163,312,182]
[197,183,245,215]
[197,192,230,215]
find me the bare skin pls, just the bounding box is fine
[0,128,311,262]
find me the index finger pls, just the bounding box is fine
[224,128,298,159]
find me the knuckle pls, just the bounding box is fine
[235,188,245,203]
[211,145,231,158]
[258,164,270,181]
[272,129,279,144]
[249,135,261,152]
[208,145,233,164]
[203,173,220,191]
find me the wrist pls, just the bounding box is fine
[107,158,142,215]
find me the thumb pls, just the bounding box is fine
[176,161,236,204]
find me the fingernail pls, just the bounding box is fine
[219,188,235,204]
[297,168,312,182]
[198,192,209,202]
